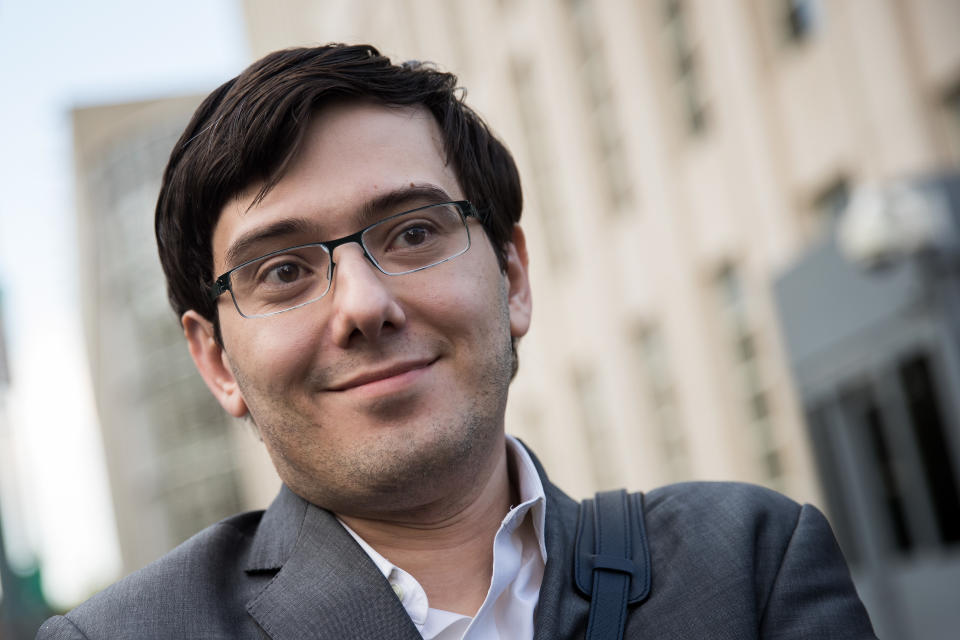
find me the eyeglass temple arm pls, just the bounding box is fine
[210,274,231,301]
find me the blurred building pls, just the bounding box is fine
[775,173,960,639]
[71,97,279,576]
[239,1,960,636]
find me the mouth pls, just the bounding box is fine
[328,358,437,394]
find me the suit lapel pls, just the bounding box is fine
[523,448,592,640]
[244,487,421,640]
[243,447,593,639]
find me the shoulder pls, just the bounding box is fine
[100,508,264,592]
[38,510,267,640]
[641,481,815,566]
[647,479,798,508]
[645,480,803,527]
[637,482,876,636]
[636,482,875,633]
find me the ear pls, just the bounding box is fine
[182,310,248,418]
[503,226,533,338]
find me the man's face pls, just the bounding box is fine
[186,102,531,517]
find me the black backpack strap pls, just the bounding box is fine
[574,490,651,640]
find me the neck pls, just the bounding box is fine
[338,438,514,616]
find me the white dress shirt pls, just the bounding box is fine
[340,435,548,639]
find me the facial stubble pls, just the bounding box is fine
[230,287,517,517]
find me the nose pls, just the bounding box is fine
[326,242,406,347]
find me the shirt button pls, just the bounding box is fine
[392,583,404,600]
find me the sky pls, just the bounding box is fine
[0,0,249,607]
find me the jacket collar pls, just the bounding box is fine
[243,485,422,640]
[244,484,307,572]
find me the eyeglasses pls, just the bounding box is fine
[211,201,478,318]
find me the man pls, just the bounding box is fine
[38,44,876,639]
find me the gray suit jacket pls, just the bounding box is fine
[37,451,876,639]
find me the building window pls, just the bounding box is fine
[572,366,620,490]
[897,353,960,545]
[805,403,861,565]
[631,323,690,480]
[508,56,569,272]
[836,382,915,554]
[566,0,635,212]
[662,0,708,135]
[783,0,820,43]
[714,264,782,483]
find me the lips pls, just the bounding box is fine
[327,358,436,392]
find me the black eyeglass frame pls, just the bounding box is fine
[210,200,480,316]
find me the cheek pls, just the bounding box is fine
[225,316,318,386]
[423,271,510,345]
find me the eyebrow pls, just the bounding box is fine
[221,183,455,273]
[355,183,454,228]
[223,218,316,272]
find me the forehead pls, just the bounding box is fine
[211,101,463,272]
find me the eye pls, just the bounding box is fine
[254,256,317,290]
[386,220,442,251]
[398,225,431,247]
[264,262,303,284]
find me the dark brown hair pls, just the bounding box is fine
[155,44,523,328]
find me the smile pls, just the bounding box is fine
[328,358,437,395]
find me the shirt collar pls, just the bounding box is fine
[505,434,548,563]
[337,434,549,630]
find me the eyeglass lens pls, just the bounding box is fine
[229,203,469,317]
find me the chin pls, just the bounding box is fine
[294,410,503,515]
